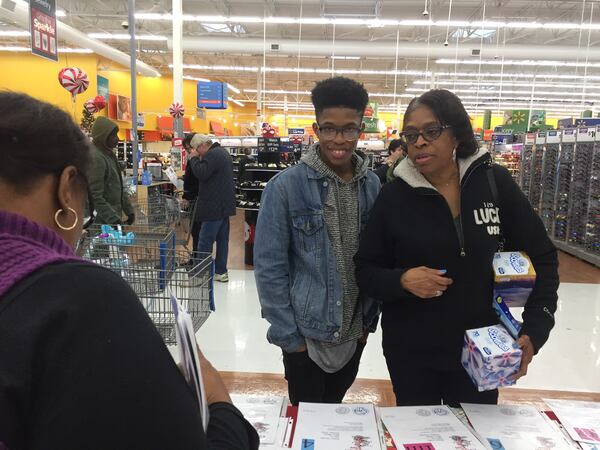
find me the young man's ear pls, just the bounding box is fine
[312,122,320,137]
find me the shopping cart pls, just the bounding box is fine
[76,224,213,344]
[131,194,181,228]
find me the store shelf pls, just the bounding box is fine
[551,239,600,268]
[246,168,284,173]
[237,207,260,212]
[238,187,265,192]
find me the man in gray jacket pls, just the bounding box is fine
[188,134,236,282]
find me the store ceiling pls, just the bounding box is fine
[2,0,600,116]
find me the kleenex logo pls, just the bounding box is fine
[509,253,526,274]
[488,327,510,352]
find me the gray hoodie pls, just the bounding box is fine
[301,143,370,372]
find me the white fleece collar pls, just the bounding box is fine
[393,147,489,190]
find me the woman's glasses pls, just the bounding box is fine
[400,125,452,145]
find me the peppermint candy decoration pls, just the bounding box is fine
[169,102,185,118]
[261,122,276,138]
[58,67,89,100]
[84,98,99,114]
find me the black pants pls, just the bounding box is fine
[282,342,365,406]
[385,353,498,407]
[191,220,201,259]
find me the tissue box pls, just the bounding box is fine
[461,325,522,392]
[493,252,536,307]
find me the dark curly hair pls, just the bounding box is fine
[0,92,91,192]
[388,139,407,154]
[403,89,478,159]
[311,77,369,118]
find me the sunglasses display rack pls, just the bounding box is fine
[527,132,547,215]
[491,142,522,183]
[538,131,561,234]
[518,133,536,199]
[585,140,600,256]
[567,129,595,247]
[527,126,600,267]
[553,131,576,242]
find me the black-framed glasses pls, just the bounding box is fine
[400,125,452,145]
[317,125,362,142]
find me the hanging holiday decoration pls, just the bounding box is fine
[92,95,106,111]
[84,98,99,114]
[58,67,89,101]
[169,102,185,118]
[80,107,96,135]
[261,122,276,138]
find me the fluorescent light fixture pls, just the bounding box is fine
[201,23,232,33]
[177,64,259,72]
[406,87,600,98]
[133,14,600,32]
[0,30,29,37]
[56,9,66,17]
[88,33,167,41]
[183,75,211,82]
[0,45,92,53]
[331,55,361,60]
[437,58,600,68]
[413,80,600,90]
[227,83,240,94]
[451,28,496,39]
[228,97,245,107]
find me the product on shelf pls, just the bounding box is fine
[539,142,560,234]
[568,140,594,247]
[585,141,600,255]
[554,142,575,241]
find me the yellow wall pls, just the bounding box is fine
[0,52,98,123]
[0,51,255,138]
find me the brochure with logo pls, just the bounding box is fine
[379,405,486,450]
[230,394,286,445]
[292,403,381,450]
[462,403,573,450]
[544,399,600,445]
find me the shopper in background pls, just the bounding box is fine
[0,92,259,450]
[182,132,201,258]
[254,77,381,405]
[373,139,407,184]
[355,89,559,407]
[88,116,135,225]
[237,147,255,182]
[188,134,236,282]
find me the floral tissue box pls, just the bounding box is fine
[461,325,522,392]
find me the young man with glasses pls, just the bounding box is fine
[254,77,381,405]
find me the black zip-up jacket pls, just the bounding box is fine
[355,149,558,370]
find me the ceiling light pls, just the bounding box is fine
[437,58,600,68]
[227,83,241,94]
[132,14,600,32]
[413,80,600,90]
[228,97,245,107]
[331,56,361,60]
[0,45,92,53]
[183,75,211,82]
[56,9,66,17]
[88,33,167,41]
[0,30,29,37]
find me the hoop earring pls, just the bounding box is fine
[54,207,79,231]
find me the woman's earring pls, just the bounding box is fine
[54,207,79,231]
[452,146,457,161]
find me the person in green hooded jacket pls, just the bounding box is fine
[89,117,135,225]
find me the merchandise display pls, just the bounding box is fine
[553,131,576,242]
[539,131,561,233]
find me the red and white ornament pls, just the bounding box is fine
[58,67,89,101]
[84,98,99,114]
[261,122,276,138]
[169,102,185,118]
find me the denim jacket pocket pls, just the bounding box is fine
[291,213,324,253]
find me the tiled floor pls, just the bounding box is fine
[196,269,600,397]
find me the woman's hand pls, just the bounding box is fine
[513,335,535,381]
[196,346,232,405]
[400,267,453,299]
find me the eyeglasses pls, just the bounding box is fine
[318,125,362,142]
[400,125,452,145]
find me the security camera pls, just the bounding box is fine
[121,21,129,30]
[444,40,449,47]
[422,9,429,16]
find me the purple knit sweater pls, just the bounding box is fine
[0,210,83,298]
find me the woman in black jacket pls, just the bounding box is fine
[355,90,559,407]
[0,93,258,450]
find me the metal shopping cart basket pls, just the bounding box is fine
[131,194,181,228]
[76,224,214,344]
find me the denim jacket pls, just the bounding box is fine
[254,159,381,353]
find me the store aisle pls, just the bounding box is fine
[197,270,600,393]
